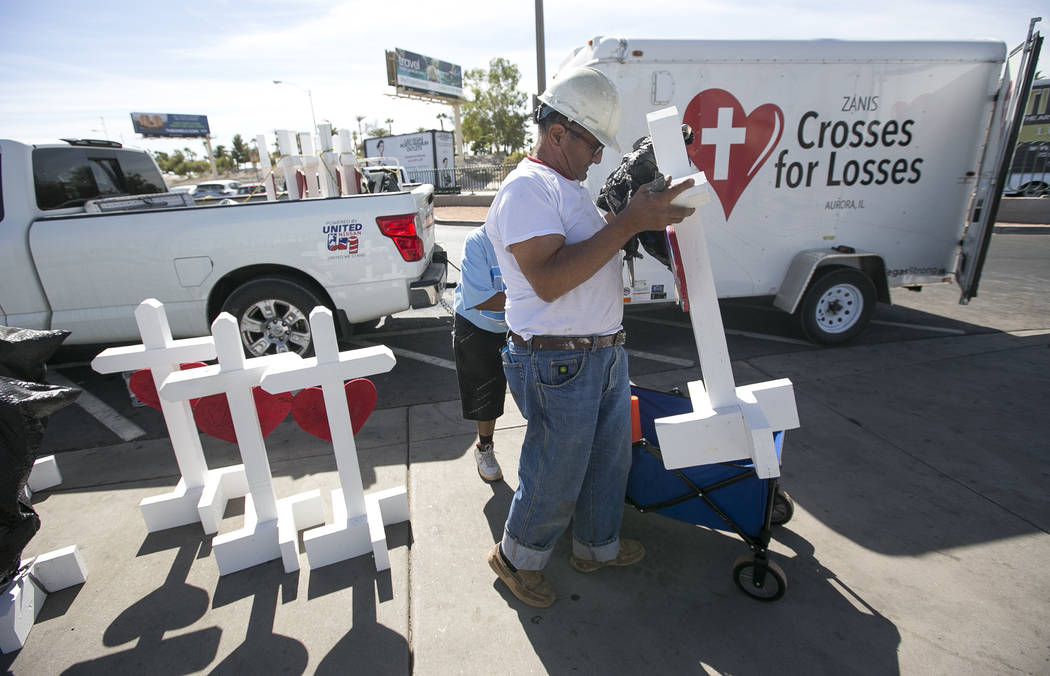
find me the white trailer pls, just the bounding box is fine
[562,22,1042,343]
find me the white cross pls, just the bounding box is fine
[701,107,746,181]
[91,299,228,532]
[160,313,323,575]
[647,107,800,478]
[260,307,405,571]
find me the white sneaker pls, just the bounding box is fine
[474,442,503,482]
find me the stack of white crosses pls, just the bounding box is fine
[91,299,409,576]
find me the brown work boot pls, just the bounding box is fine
[487,544,555,608]
[570,538,646,573]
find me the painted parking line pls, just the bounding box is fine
[353,337,696,370]
[625,349,695,367]
[627,315,812,346]
[46,371,147,442]
[871,320,966,335]
[359,325,451,339]
[349,339,457,371]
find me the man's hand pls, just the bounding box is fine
[615,175,696,235]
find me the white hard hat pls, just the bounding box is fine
[538,66,621,153]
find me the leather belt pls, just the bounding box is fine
[509,330,626,351]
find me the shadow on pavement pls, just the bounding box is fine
[501,510,902,675]
[60,527,221,674]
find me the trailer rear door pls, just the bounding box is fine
[957,21,1042,303]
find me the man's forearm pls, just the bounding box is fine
[511,220,636,302]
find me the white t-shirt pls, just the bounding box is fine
[485,157,623,340]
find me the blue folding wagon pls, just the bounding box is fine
[627,386,794,601]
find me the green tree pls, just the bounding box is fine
[231,134,251,167]
[365,123,390,138]
[462,57,528,155]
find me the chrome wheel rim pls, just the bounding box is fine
[238,299,311,356]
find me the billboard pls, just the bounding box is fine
[130,112,210,137]
[386,48,464,100]
[364,130,456,188]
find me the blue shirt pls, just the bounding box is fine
[454,226,508,334]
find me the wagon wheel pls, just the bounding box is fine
[771,487,795,526]
[732,554,787,602]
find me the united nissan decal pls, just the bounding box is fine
[683,89,923,219]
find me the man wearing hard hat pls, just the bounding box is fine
[485,65,695,607]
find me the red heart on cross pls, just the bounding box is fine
[191,388,292,443]
[127,362,208,410]
[683,89,784,219]
[291,379,377,441]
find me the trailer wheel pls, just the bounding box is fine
[797,267,876,345]
[771,487,794,526]
[220,277,326,357]
[732,555,786,601]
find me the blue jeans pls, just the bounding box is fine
[500,339,632,570]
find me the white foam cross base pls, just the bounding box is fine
[26,456,62,495]
[90,299,250,532]
[1,546,87,654]
[261,308,406,572]
[647,107,800,478]
[160,312,322,575]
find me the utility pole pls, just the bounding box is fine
[535,0,546,104]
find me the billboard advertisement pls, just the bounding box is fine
[387,48,464,100]
[364,130,456,188]
[130,112,210,137]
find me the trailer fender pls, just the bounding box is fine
[773,249,889,315]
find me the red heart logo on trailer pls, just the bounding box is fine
[191,388,292,443]
[683,89,784,219]
[127,363,208,410]
[291,379,377,441]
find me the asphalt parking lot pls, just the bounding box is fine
[6,225,1049,674]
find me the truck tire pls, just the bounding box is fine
[220,277,327,357]
[797,267,876,345]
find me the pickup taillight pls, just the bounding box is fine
[376,213,424,262]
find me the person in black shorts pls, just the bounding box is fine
[453,225,508,481]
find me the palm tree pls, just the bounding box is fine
[355,115,365,139]
[385,118,394,134]
[436,112,450,131]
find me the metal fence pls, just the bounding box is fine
[407,165,514,194]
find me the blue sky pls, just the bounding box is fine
[0,0,1045,155]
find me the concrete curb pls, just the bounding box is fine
[993,224,1050,234]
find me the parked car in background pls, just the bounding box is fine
[219,182,288,204]
[192,180,240,203]
[1002,172,1049,196]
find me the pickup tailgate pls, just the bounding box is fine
[407,184,447,308]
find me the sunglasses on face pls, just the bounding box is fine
[565,124,604,159]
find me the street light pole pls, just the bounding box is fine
[535,0,546,99]
[273,80,318,133]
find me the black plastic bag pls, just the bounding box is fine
[596,126,694,273]
[0,327,78,587]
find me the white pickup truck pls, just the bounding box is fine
[0,137,447,355]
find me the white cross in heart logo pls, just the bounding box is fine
[683,89,784,219]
